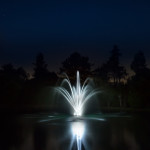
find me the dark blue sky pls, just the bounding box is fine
[0,0,150,73]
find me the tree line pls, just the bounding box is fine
[0,45,150,111]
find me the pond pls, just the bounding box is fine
[1,113,150,150]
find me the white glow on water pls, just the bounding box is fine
[71,122,85,139]
[71,121,85,150]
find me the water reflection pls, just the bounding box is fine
[1,114,150,150]
[71,121,85,150]
[110,121,140,150]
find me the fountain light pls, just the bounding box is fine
[56,71,99,116]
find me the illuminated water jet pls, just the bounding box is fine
[56,71,99,116]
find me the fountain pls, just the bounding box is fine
[56,71,99,116]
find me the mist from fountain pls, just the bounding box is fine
[56,71,100,116]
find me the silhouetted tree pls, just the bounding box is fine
[33,53,50,79]
[33,53,58,85]
[95,45,127,84]
[94,46,127,109]
[1,63,15,75]
[60,52,93,81]
[131,51,147,75]
[17,67,29,80]
[106,45,127,84]
[0,63,28,106]
[94,63,109,81]
[128,51,150,108]
[0,63,28,81]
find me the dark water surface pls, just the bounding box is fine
[0,113,150,150]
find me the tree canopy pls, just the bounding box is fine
[131,51,147,75]
[95,45,127,84]
[60,52,93,81]
[33,53,49,79]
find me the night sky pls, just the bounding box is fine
[0,0,150,74]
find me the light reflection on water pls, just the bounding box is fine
[71,121,85,150]
[1,114,150,150]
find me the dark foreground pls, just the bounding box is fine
[0,112,150,150]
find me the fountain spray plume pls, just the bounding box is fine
[56,71,100,116]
